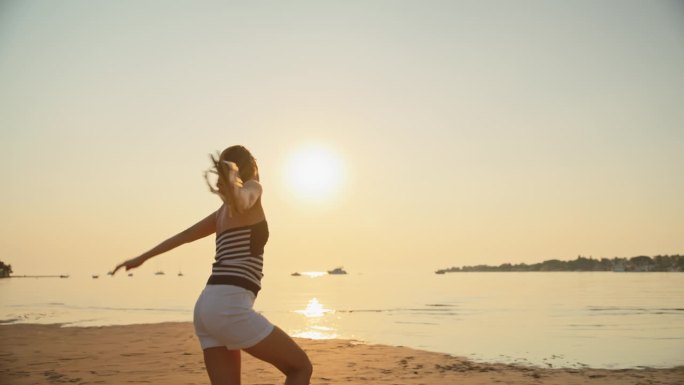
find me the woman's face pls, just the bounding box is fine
[216,174,226,194]
[215,160,234,194]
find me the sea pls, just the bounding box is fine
[1,271,682,369]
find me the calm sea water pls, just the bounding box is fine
[1,271,682,369]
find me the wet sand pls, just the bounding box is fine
[1,322,682,384]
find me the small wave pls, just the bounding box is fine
[586,306,684,315]
[53,304,187,313]
[628,336,684,340]
[567,324,612,328]
[338,307,459,317]
[91,306,186,313]
[394,320,439,325]
[338,309,383,313]
[406,307,457,313]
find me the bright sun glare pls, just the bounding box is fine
[284,144,345,202]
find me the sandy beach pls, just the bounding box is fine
[0,322,682,385]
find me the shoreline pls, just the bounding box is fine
[1,320,679,371]
[1,322,682,385]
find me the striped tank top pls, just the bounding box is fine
[206,220,269,296]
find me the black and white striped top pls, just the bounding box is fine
[206,220,269,296]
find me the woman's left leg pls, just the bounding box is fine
[203,346,241,385]
[244,326,312,385]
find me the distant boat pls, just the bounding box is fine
[177,272,184,277]
[327,267,347,275]
[92,275,99,279]
[155,271,165,276]
[291,272,301,277]
[59,275,70,279]
[128,273,133,277]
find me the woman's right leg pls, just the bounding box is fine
[244,327,312,385]
[203,347,241,385]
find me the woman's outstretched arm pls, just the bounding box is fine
[112,210,217,275]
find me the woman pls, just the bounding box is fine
[113,145,312,385]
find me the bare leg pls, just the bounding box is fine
[244,327,312,385]
[203,346,241,385]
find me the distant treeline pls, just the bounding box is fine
[0,260,12,278]
[435,255,684,274]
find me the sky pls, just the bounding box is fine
[1,0,683,277]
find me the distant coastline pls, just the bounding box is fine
[435,255,684,274]
[4,275,70,279]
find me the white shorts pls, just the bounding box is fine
[193,285,274,350]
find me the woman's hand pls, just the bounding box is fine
[112,256,147,275]
[220,161,243,188]
[216,161,244,216]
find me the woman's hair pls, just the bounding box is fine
[220,145,259,181]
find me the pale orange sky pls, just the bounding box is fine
[1,1,683,276]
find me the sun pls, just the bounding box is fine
[283,144,345,202]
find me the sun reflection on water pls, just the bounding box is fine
[292,298,338,339]
[295,298,332,318]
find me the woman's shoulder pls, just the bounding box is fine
[241,179,263,204]
[215,199,265,231]
[243,178,262,190]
